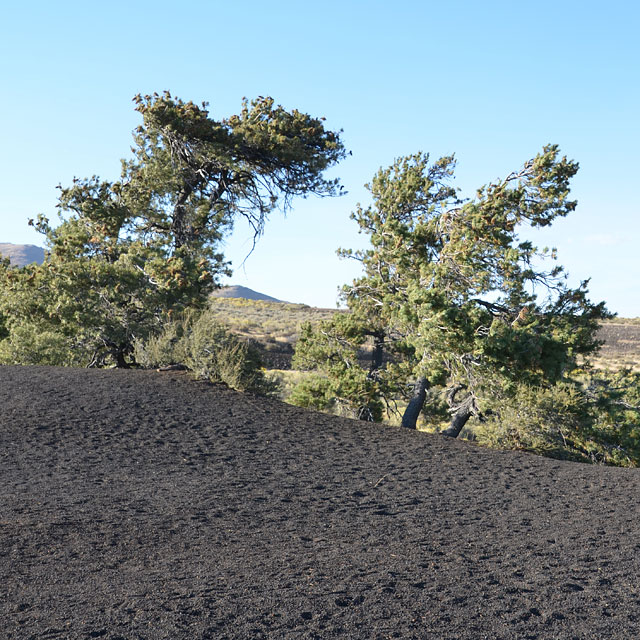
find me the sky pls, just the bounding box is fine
[1,0,638,315]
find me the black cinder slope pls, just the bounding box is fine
[1,365,639,639]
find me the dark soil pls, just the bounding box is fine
[254,342,295,370]
[2,366,640,639]
[596,322,640,368]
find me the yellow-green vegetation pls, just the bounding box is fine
[205,297,640,376]
[138,295,640,454]
[206,297,341,343]
[134,307,278,395]
[264,369,310,401]
[604,317,640,325]
[472,370,640,466]
[214,304,640,464]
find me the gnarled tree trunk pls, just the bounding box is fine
[401,377,428,429]
[441,388,476,437]
[440,404,473,438]
[370,330,384,373]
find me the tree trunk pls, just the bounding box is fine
[441,405,473,438]
[115,352,128,368]
[370,330,384,373]
[401,377,428,429]
[357,406,375,422]
[171,185,194,249]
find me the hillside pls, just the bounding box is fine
[0,243,44,266]
[211,285,283,302]
[207,297,341,369]
[595,319,640,370]
[208,297,640,372]
[2,365,640,639]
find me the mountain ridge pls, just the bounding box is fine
[211,285,283,302]
[0,247,281,302]
[0,243,45,267]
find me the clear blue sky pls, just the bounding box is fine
[1,0,638,315]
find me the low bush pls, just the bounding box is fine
[289,373,336,412]
[474,370,640,466]
[0,324,88,367]
[134,307,278,395]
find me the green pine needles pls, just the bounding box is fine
[293,147,639,465]
[0,92,346,368]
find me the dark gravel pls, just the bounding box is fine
[2,365,640,639]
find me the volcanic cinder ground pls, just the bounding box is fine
[2,366,640,639]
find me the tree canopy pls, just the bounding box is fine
[292,146,636,462]
[0,92,347,367]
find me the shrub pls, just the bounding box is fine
[134,307,278,395]
[289,374,336,412]
[474,372,640,466]
[0,324,89,367]
[474,381,590,461]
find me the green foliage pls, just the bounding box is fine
[292,316,390,420]
[134,306,277,395]
[129,92,346,248]
[182,314,273,395]
[294,145,625,462]
[0,92,346,367]
[0,227,180,367]
[133,315,186,370]
[475,369,640,466]
[0,323,84,367]
[289,373,336,412]
[586,368,640,463]
[474,379,595,461]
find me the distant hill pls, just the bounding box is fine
[211,285,283,303]
[0,253,282,303]
[0,243,45,267]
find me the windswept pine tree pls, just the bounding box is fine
[292,147,640,464]
[0,92,346,367]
